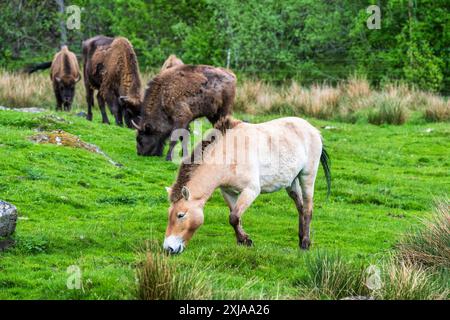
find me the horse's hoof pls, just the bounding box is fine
[238,238,253,247]
[300,238,311,250]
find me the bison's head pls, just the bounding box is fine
[119,96,142,129]
[133,122,167,156]
[55,75,81,110]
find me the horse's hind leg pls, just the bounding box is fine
[298,170,318,250]
[286,178,306,249]
[222,187,259,246]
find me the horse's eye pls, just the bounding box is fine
[177,212,186,219]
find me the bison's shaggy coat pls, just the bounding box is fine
[50,46,81,111]
[82,36,142,127]
[135,64,236,160]
[160,54,184,71]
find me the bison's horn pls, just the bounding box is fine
[119,96,129,104]
[75,74,81,83]
[131,119,141,131]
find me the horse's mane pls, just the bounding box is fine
[170,116,242,203]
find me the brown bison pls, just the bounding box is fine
[82,36,142,127]
[160,54,184,71]
[26,46,81,111]
[131,64,236,161]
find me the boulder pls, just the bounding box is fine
[0,200,18,237]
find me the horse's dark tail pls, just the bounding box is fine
[24,61,52,74]
[320,146,331,199]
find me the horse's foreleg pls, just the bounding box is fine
[228,187,259,246]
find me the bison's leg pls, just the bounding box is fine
[227,187,259,246]
[54,88,63,111]
[86,86,94,121]
[105,95,123,126]
[286,178,309,249]
[96,93,110,124]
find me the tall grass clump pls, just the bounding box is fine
[136,241,211,300]
[375,257,448,300]
[396,199,450,269]
[298,251,368,299]
[423,96,450,122]
[367,94,409,125]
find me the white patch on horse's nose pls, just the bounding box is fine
[163,235,184,254]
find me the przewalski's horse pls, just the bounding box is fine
[82,36,142,127]
[132,64,236,161]
[163,116,331,254]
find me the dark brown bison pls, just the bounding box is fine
[26,46,81,111]
[82,35,142,127]
[131,64,236,161]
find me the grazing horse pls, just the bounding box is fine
[163,116,331,254]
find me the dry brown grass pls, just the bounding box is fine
[423,95,450,122]
[0,69,155,111]
[1,70,448,124]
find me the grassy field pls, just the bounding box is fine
[0,107,448,299]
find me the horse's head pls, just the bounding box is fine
[163,186,204,254]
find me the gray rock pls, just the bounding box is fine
[0,106,46,113]
[340,296,374,300]
[0,200,18,238]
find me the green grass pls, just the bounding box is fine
[0,109,449,299]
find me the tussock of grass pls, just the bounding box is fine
[376,258,449,300]
[367,94,409,125]
[397,199,450,269]
[423,96,450,122]
[136,241,211,300]
[298,251,368,299]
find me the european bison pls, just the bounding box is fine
[132,64,236,161]
[26,46,81,111]
[160,54,184,71]
[82,36,142,127]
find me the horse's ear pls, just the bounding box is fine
[165,186,172,197]
[181,186,190,201]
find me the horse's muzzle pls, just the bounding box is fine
[163,235,184,254]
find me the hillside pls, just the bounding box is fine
[0,109,448,299]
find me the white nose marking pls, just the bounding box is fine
[163,235,184,254]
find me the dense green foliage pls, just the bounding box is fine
[0,1,448,92]
[0,109,448,299]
